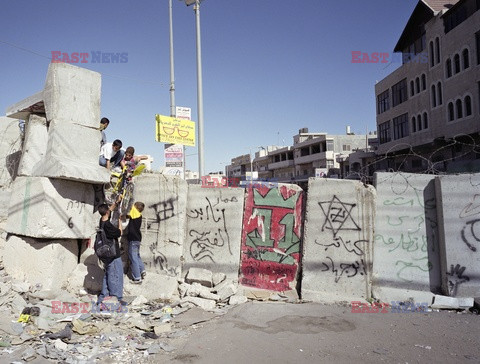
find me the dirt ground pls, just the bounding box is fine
[147,301,480,364]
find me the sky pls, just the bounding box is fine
[0,0,419,174]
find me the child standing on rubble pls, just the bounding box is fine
[96,201,127,311]
[127,202,146,284]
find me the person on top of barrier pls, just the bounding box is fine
[99,139,125,171]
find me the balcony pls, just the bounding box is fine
[295,151,334,165]
[268,159,294,170]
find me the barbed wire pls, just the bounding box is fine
[344,133,480,184]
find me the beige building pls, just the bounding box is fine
[375,0,480,173]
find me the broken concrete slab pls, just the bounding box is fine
[7,176,95,239]
[17,114,48,177]
[43,63,101,128]
[431,294,474,310]
[3,235,78,291]
[180,296,216,311]
[66,259,104,295]
[5,91,44,120]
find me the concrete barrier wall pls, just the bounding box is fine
[131,174,187,278]
[372,172,441,303]
[435,174,480,297]
[302,178,375,302]
[17,114,48,177]
[184,185,245,279]
[239,184,304,292]
[6,176,96,239]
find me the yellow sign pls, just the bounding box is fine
[155,114,196,147]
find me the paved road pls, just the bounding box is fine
[149,301,480,364]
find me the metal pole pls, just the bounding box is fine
[169,0,175,117]
[194,0,205,177]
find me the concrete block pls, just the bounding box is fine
[132,174,188,278]
[5,91,44,120]
[302,178,375,302]
[7,176,95,239]
[372,172,441,303]
[239,184,304,292]
[216,283,237,301]
[0,117,22,188]
[185,267,213,288]
[0,189,11,220]
[17,114,48,177]
[3,235,78,291]
[43,63,101,128]
[32,122,109,184]
[435,174,480,297]
[184,185,244,279]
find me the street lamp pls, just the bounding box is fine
[182,0,205,178]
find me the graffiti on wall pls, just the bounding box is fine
[186,195,239,262]
[374,175,437,282]
[240,185,303,291]
[314,195,368,283]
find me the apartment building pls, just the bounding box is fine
[375,0,480,173]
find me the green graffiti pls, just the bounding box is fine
[253,188,298,209]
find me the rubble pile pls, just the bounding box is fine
[0,260,295,363]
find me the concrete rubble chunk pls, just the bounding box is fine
[212,272,226,287]
[229,295,248,306]
[431,295,474,310]
[0,117,22,191]
[184,267,213,288]
[216,283,237,301]
[180,296,216,311]
[6,91,44,120]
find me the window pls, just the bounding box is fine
[454,54,460,74]
[444,0,478,33]
[435,37,440,64]
[417,117,422,131]
[431,84,437,107]
[326,140,334,151]
[448,102,455,121]
[421,74,426,90]
[377,90,389,114]
[393,113,409,140]
[379,121,391,144]
[423,112,428,129]
[463,48,470,69]
[456,99,463,118]
[446,59,452,78]
[342,144,351,152]
[392,79,408,107]
[465,95,472,116]
[412,117,417,132]
[416,77,420,93]
[429,41,434,67]
[410,80,415,96]
[437,82,443,105]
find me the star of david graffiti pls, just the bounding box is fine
[318,196,361,238]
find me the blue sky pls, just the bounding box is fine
[0,0,418,174]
